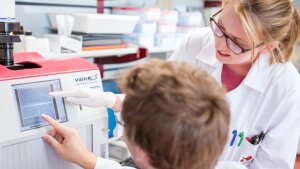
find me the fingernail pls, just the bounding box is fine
[42,135,48,141]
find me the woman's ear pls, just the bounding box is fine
[260,41,279,54]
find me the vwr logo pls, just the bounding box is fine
[75,74,98,83]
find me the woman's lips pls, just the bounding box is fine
[217,50,230,57]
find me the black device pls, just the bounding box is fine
[0,20,22,69]
[250,132,265,145]
[120,158,139,169]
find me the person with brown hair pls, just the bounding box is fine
[43,59,246,169]
[51,0,300,168]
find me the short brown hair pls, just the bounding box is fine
[119,59,230,169]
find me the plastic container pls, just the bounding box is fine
[124,34,155,47]
[134,21,157,34]
[49,13,139,34]
[112,7,161,22]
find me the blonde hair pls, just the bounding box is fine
[223,0,300,63]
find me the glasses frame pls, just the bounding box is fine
[210,9,263,55]
[115,115,125,127]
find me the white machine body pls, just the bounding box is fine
[0,52,108,169]
[0,0,15,19]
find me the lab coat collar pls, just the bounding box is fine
[196,50,272,93]
[196,44,218,66]
[243,53,272,93]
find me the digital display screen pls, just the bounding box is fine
[12,80,67,131]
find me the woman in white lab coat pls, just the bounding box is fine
[51,0,300,168]
[168,1,300,168]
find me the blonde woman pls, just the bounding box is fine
[51,0,300,168]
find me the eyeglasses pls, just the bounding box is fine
[115,116,125,127]
[210,9,263,55]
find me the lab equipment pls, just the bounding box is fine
[1,5,107,169]
[109,139,130,161]
[45,14,82,54]
[0,0,15,19]
[0,20,22,68]
[112,7,161,22]
[124,34,155,48]
[48,13,139,34]
[0,52,108,169]
[0,0,22,70]
[12,80,67,131]
[45,34,82,53]
[120,158,139,168]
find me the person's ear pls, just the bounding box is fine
[133,146,149,162]
[260,41,279,54]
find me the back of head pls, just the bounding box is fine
[119,59,230,169]
[223,0,300,63]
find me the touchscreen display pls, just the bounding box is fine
[12,80,67,131]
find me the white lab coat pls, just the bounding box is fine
[169,27,300,169]
[94,157,247,169]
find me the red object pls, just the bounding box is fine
[204,0,222,8]
[295,156,300,169]
[97,0,104,14]
[0,52,99,81]
[112,7,142,11]
[94,47,148,78]
[221,64,246,92]
[98,64,104,78]
[94,47,148,65]
[246,137,251,142]
[240,155,253,163]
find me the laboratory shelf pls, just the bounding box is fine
[40,47,138,59]
[40,47,176,59]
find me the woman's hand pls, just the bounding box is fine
[41,114,97,169]
[49,86,122,112]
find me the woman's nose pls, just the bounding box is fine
[215,36,228,51]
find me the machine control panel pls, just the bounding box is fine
[12,79,67,131]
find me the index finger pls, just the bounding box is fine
[49,90,81,98]
[41,114,67,135]
[49,86,90,98]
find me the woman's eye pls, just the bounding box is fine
[217,22,225,30]
[220,26,225,31]
[234,39,244,47]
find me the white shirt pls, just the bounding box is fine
[94,157,247,169]
[169,27,300,169]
